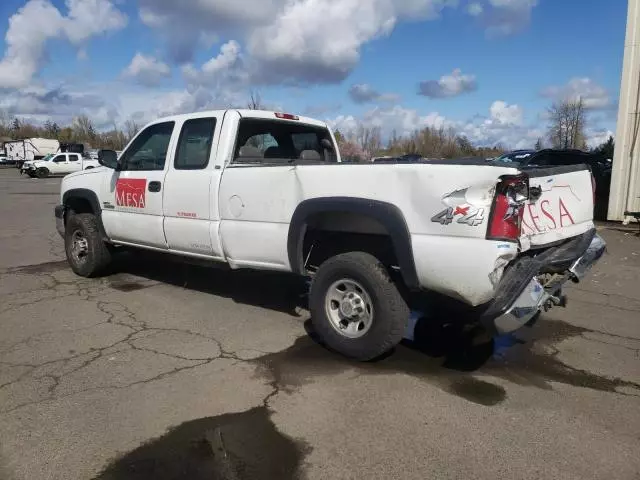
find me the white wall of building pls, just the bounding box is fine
[609,0,640,221]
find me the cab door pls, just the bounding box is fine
[100,121,176,248]
[162,114,224,258]
[49,154,68,175]
[66,153,82,173]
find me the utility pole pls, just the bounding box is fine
[609,0,640,221]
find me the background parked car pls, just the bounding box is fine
[492,148,612,220]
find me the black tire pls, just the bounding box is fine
[64,213,112,277]
[35,167,49,178]
[309,252,409,361]
[85,166,94,170]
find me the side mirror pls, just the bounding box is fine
[98,149,119,170]
[321,138,334,151]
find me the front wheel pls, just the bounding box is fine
[309,252,409,361]
[35,167,49,178]
[64,213,112,277]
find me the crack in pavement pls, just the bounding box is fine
[2,260,640,419]
[0,263,294,417]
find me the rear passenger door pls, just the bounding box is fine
[218,116,336,270]
[162,114,224,258]
[67,153,82,173]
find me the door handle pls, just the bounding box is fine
[148,181,161,192]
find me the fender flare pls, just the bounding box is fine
[62,188,109,240]
[287,197,419,289]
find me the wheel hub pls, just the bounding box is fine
[71,230,89,262]
[325,279,374,339]
[339,292,365,318]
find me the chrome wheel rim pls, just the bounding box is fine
[70,230,89,264]
[324,279,374,338]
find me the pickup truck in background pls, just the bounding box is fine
[55,109,606,361]
[23,152,99,178]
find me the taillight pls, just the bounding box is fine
[590,172,596,204]
[487,175,529,242]
[275,112,299,120]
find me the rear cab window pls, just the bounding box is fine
[232,118,337,165]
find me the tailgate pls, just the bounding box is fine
[521,165,595,249]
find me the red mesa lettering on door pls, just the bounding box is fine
[116,178,147,208]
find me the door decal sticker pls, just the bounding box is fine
[116,178,147,208]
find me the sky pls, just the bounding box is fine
[0,0,628,149]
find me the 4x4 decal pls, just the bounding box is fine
[431,188,486,226]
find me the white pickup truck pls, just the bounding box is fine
[23,153,99,178]
[55,109,606,360]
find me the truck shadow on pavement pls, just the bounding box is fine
[110,251,310,317]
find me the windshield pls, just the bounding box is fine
[41,154,54,162]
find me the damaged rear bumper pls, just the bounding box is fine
[481,229,606,335]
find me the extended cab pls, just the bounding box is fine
[23,153,98,178]
[55,110,606,360]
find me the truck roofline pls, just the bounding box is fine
[149,109,330,130]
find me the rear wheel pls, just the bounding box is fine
[35,167,49,178]
[64,213,112,277]
[309,252,409,361]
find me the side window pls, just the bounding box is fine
[175,118,216,170]
[232,119,337,165]
[68,154,78,162]
[119,122,175,171]
[52,155,66,163]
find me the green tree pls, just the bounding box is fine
[592,135,614,159]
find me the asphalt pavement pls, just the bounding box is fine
[0,169,639,480]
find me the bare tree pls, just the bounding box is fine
[548,98,587,150]
[247,90,263,110]
[72,115,97,145]
[534,137,543,150]
[355,125,382,160]
[124,119,141,142]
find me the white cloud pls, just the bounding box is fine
[474,0,538,36]
[138,0,457,83]
[122,53,171,87]
[418,69,478,98]
[541,77,612,110]
[466,2,484,16]
[488,100,523,125]
[327,100,537,149]
[63,0,127,44]
[0,84,118,128]
[0,0,127,89]
[182,40,249,91]
[586,128,614,150]
[348,84,400,104]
